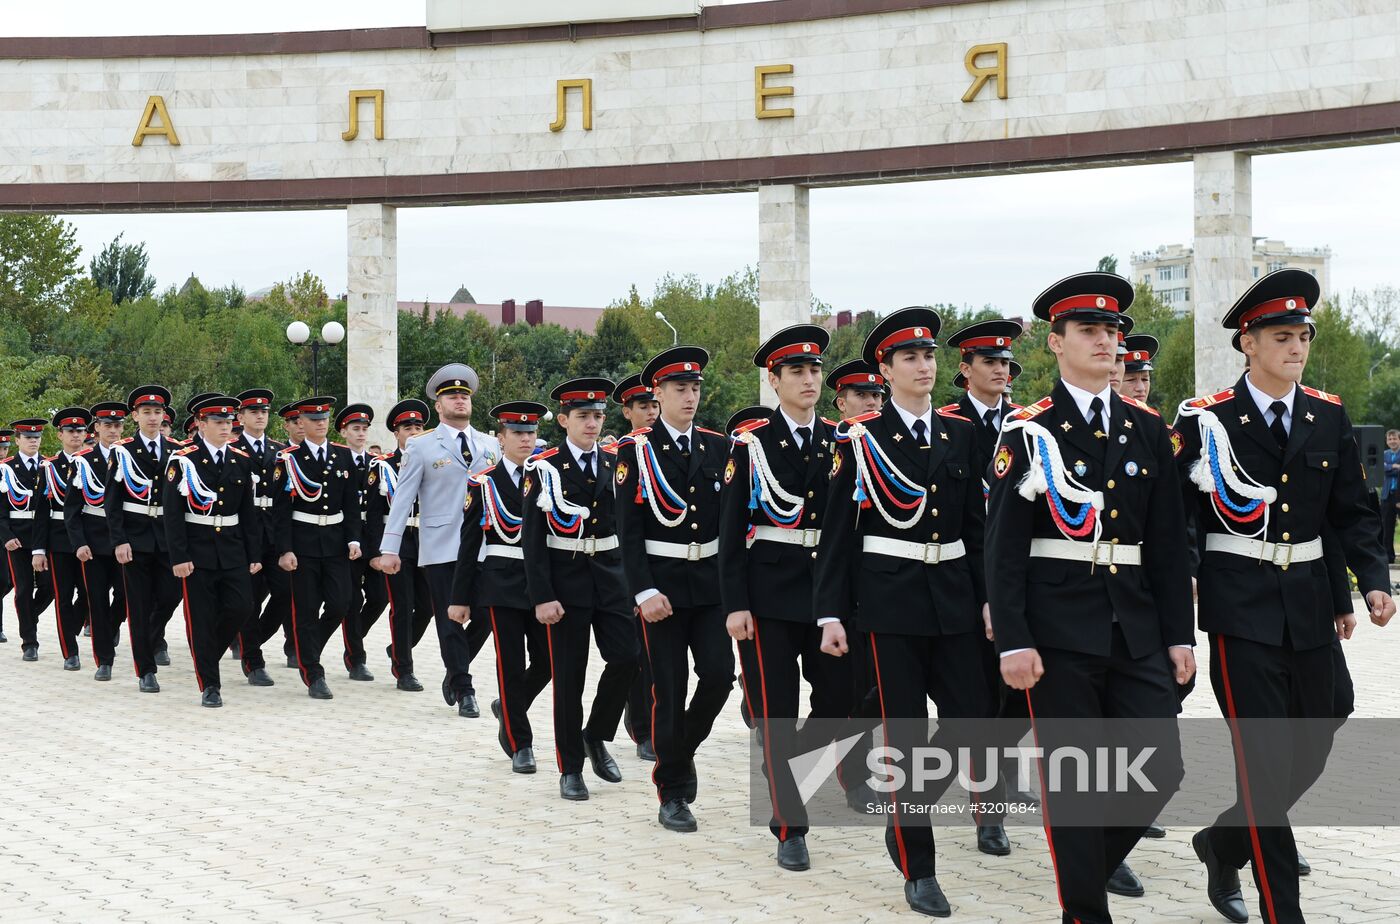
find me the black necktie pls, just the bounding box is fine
[582,450,595,479]
[27,459,36,473]
[458,431,472,466]
[148,440,158,457]
[1269,400,1289,448]
[1087,397,1106,436]
[983,409,998,435]
[796,426,812,452]
[316,446,325,465]
[253,439,262,456]
[512,467,521,488]
[214,449,224,468]
[677,434,690,456]
[912,419,929,448]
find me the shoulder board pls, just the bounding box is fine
[420,428,435,435]
[277,446,296,457]
[1120,395,1161,417]
[821,417,837,428]
[1186,388,1235,409]
[1300,385,1342,405]
[1007,396,1053,422]
[173,445,198,457]
[478,464,498,477]
[372,452,392,462]
[937,404,961,415]
[626,427,652,438]
[533,446,561,461]
[43,454,59,462]
[696,426,723,438]
[228,445,249,457]
[602,443,619,455]
[735,418,769,435]
[846,410,882,424]
[937,407,970,422]
[120,437,134,444]
[75,447,93,457]
[330,441,349,449]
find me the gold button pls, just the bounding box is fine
[215,527,221,533]
[1281,503,1289,512]
[591,518,598,524]
[931,508,939,517]
[1110,509,1119,519]
[810,551,817,560]
[218,487,224,493]
[689,486,696,494]
[1108,564,1117,574]
[689,504,697,512]
[592,501,598,508]
[929,484,938,494]
[807,491,815,499]
[1282,532,1290,541]
[931,533,939,541]
[809,513,817,521]
[1281,473,1289,483]
[1111,537,1120,544]
[1142,468,1148,476]
[1107,479,1115,489]
[690,523,699,531]
[1322,460,1329,468]
[323,505,328,510]
[217,500,223,506]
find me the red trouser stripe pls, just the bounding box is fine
[868,633,910,879]
[489,608,519,754]
[1025,690,1080,924]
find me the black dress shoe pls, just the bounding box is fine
[776,835,810,871]
[154,648,171,667]
[560,772,590,801]
[904,876,951,917]
[490,700,514,758]
[636,739,656,762]
[201,687,223,708]
[82,624,91,637]
[285,654,298,669]
[308,677,334,700]
[1106,861,1145,897]
[139,672,160,693]
[62,655,80,671]
[396,674,423,692]
[582,731,622,783]
[0,629,7,642]
[976,824,1011,856]
[22,645,38,662]
[246,668,274,687]
[512,747,537,774]
[229,639,241,660]
[1144,822,1167,839]
[94,664,112,681]
[458,694,479,718]
[1192,828,1248,923]
[658,798,697,832]
[347,663,374,682]
[441,677,457,706]
[1297,850,1311,876]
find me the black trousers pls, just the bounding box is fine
[1026,631,1184,924]
[1207,633,1334,924]
[638,603,734,803]
[544,605,639,775]
[625,617,654,744]
[1382,492,1397,562]
[6,547,53,649]
[382,563,433,679]
[738,615,863,841]
[483,606,548,752]
[119,551,179,677]
[0,558,9,632]
[48,551,85,661]
[288,555,352,686]
[151,580,181,654]
[868,630,994,882]
[181,566,253,691]
[80,554,124,667]
[423,562,490,698]
[586,607,640,744]
[340,555,390,670]
[239,548,292,674]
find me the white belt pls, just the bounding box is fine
[82,505,107,518]
[292,511,344,526]
[8,510,35,520]
[1029,537,1142,567]
[1205,533,1323,568]
[253,497,273,509]
[122,502,163,517]
[547,534,619,556]
[751,525,821,548]
[484,544,524,560]
[645,539,719,561]
[185,513,239,528]
[406,515,420,529]
[862,535,966,564]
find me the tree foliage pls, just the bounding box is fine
[89,233,157,304]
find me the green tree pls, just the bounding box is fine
[89,233,156,304]
[1096,255,1119,274]
[1304,299,1372,418]
[0,214,86,346]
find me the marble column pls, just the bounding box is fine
[758,184,811,405]
[347,204,398,446]
[1191,152,1252,395]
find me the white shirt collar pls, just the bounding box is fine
[778,406,816,440]
[1244,375,1296,423]
[302,437,327,454]
[659,417,693,444]
[1060,379,1115,426]
[202,438,229,457]
[438,421,466,443]
[17,452,39,465]
[964,391,1001,423]
[890,399,932,435]
[501,457,522,480]
[566,437,598,466]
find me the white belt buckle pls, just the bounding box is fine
[686,542,702,562]
[1268,542,1293,570]
[922,542,942,565]
[1092,542,1116,567]
[581,536,597,556]
[801,529,819,548]
[320,514,333,527]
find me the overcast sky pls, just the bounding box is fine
[17,1,1400,315]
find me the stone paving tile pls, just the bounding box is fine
[2,590,1400,922]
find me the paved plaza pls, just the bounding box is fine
[3,586,1400,923]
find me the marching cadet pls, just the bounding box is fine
[814,308,992,918]
[1119,334,1157,405]
[272,397,363,700]
[279,402,305,448]
[159,410,175,443]
[0,428,12,641]
[106,386,183,691]
[378,364,500,717]
[273,401,305,666]
[164,396,262,707]
[335,403,382,682]
[720,325,864,873]
[1173,269,1393,924]
[366,399,434,692]
[366,400,434,690]
[522,379,640,801]
[449,401,549,775]
[985,273,1194,924]
[1108,316,1134,393]
[67,402,128,680]
[44,407,93,671]
[615,373,660,762]
[827,360,887,419]
[615,347,734,833]
[0,419,55,661]
[232,388,287,687]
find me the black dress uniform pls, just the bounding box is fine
[523,382,640,801]
[719,326,859,870]
[65,402,129,678]
[1173,270,1391,924]
[615,347,735,832]
[271,397,364,699]
[0,420,55,659]
[274,402,304,663]
[231,389,288,685]
[163,397,261,706]
[450,402,549,773]
[985,274,1193,924]
[813,309,992,917]
[105,387,183,690]
[615,374,658,761]
[334,403,382,681]
[365,399,435,690]
[0,429,11,643]
[44,408,94,670]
